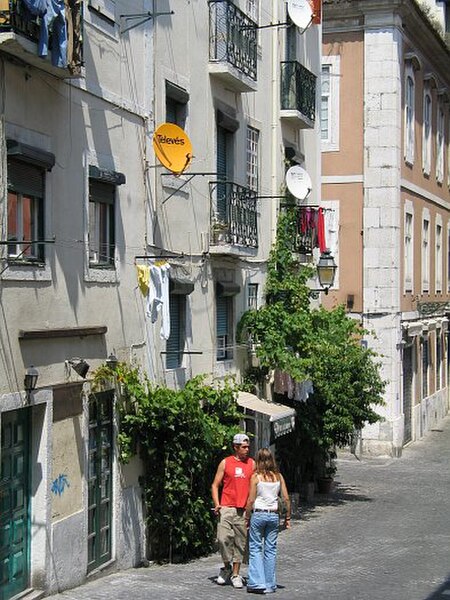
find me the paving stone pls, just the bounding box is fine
[45,415,450,600]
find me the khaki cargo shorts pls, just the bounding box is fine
[217,506,247,564]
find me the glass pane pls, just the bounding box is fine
[100,501,109,527]
[15,422,24,444]
[2,423,12,450]
[100,528,110,555]
[7,192,18,255]
[88,536,95,563]
[13,518,24,544]
[0,522,10,551]
[14,455,24,477]
[22,196,32,256]
[1,456,11,480]
[13,486,24,510]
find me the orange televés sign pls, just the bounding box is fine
[153,123,193,174]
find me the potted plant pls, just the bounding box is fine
[317,450,337,494]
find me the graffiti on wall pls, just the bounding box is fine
[51,474,70,496]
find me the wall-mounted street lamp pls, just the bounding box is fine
[66,358,90,379]
[105,353,118,370]
[24,365,39,403]
[310,249,337,299]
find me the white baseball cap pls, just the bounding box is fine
[233,433,250,445]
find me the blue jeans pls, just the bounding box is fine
[247,512,279,591]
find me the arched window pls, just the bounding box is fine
[422,90,432,175]
[405,73,415,164]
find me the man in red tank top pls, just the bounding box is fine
[211,433,255,589]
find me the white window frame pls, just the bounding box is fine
[247,282,259,310]
[321,200,340,289]
[246,125,259,192]
[246,0,259,23]
[404,65,415,165]
[404,201,414,293]
[447,223,450,293]
[436,215,443,293]
[422,89,432,175]
[422,209,430,293]
[436,101,445,184]
[321,55,340,152]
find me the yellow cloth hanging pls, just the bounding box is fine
[136,264,150,296]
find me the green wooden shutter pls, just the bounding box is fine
[216,125,228,222]
[216,296,228,336]
[166,294,181,369]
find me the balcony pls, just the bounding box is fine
[208,0,257,93]
[280,61,316,128]
[0,0,83,78]
[210,181,258,252]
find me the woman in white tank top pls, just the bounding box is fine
[245,448,291,594]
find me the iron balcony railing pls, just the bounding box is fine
[280,61,316,123]
[0,0,83,75]
[210,181,258,249]
[209,0,257,81]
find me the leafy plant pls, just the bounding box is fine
[238,207,386,487]
[93,364,242,562]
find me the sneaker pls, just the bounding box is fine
[231,575,244,589]
[217,566,231,585]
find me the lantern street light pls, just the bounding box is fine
[24,365,39,403]
[310,249,337,298]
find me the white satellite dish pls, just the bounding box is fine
[287,0,314,30]
[285,165,312,200]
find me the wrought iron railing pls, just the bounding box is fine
[210,181,258,248]
[0,0,83,74]
[280,61,316,123]
[209,0,257,81]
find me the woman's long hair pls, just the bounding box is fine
[255,448,280,481]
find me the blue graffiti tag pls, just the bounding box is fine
[51,474,70,496]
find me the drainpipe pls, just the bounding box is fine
[271,0,279,246]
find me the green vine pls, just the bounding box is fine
[93,364,242,562]
[238,208,386,486]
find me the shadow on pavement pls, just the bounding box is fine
[295,482,373,522]
[423,574,450,599]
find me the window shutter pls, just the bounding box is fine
[216,125,228,221]
[89,180,115,205]
[8,160,44,197]
[166,294,181,369]
[216,296,228,336]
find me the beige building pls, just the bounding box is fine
[322,0,450,455]
[0,1,322,598]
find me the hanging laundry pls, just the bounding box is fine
[136,264,150,297]
[39,0,68,68]
[317,207,326,253]
[146,263,171,340]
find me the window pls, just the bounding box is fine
[447,226,450,292]
[165,81,189,128]
[422,214,430,293]
[89,180,115,267]
[246,0,258,23]
[405,72,415,164]
[436,220,442,293]
[7,159,45,262]
[247,283,258,310]
[436,331,442,390]
[422,336,429,399]
[404,207,413,293]
[216,295,232,360]
[321,56,340,152]
[436,102,445,184]
[216,111,238,222]
[215,281,239,361]
[246,126,259,192]
[422,90,432,175]
[166,294,185,369]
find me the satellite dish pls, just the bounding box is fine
[285,165,312,200]
[153,123,193,174]
[287,0,314,30]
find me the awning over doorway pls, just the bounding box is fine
[237,391,295,439]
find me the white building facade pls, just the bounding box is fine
[0,1,322,597]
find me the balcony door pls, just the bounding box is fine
[87,392,113,572]
[0,409,30,600]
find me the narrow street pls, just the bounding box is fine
[46,416,450,600]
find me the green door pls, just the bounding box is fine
[87,392,113,572]
[0,409,30,600]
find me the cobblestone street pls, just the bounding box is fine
[46,415,450,600]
